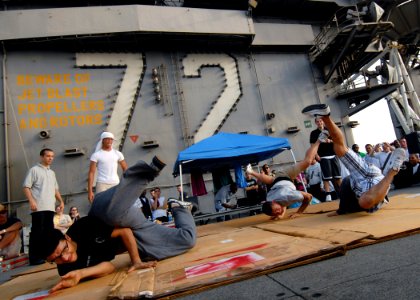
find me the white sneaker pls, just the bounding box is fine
[302,104,331,117]
[167,198,193,211]
[246,164,253,174]
[318,130,330,143]
[382,148,406,175]
[325,194,332,202]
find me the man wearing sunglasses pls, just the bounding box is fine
[0,203,23,260]
[40,157,196,293]
[41,216,156,293]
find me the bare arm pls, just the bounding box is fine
[1,221,22,234]
[0,221,22,247]
[270,206,287,220]
[49,262,116,293]
[119,160,128,172]
[151,198,159,210]
[87,161,97,203]
[162,198,168,209]
[247,170,275,185]
[111,228,156,272]
[289,192,312,219]
[245,184,258,192]
[55,190,64,210]
[23,187,37,211]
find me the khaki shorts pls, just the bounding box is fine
[96,182,117,193]
[275,164,303,181]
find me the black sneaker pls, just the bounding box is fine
[167,198,193,211]
[149,156,166,172]
[302,104,330,117]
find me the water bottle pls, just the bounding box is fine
[168,212,173,222]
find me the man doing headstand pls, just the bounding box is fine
[302,104,405,216]
[246,140,322,220]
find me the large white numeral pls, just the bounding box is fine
[75,53,144,150]
[182,54,242,143]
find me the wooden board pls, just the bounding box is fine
[2,193,419,299]
[108,268,155,299]
[1,255,131,300]
[196,201,339,238]
[153,227,340,297]
[256,224,370,245]
[262,196,420,240]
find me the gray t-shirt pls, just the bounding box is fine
[266,180,303,207]
[23,163,59,212]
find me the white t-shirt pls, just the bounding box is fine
[267,180,304,207]
[149,197,167,219]
[90,149,124,185]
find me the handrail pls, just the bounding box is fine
[193,204,262,221]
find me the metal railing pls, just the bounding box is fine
[193,204,262,222]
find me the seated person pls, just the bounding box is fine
[39,157,196,293]
[69,206,81,223]
[392,153,420,189]
[54,205,73,234]
[149,187,168,223]
[0,204,23,259]
[214,183,238,212]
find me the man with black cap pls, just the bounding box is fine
[40,157,196,293]
[87,131,128,203]
[41,216,156,293]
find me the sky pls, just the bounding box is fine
[349,99,397,147]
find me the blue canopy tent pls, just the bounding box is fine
[173,132,298,200]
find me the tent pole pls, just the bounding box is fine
[289,149,308,193]
[179,163,184,201]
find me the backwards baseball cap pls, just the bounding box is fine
[38,229,65,260]
[100,131,115,140]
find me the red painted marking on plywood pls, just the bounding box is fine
[173,252,265,282]
[192,243,267,262]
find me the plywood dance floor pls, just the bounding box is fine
[2,193,420,299]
